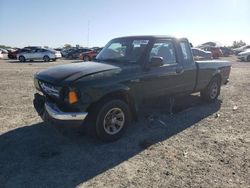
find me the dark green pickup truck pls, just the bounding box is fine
[33,36,231,141]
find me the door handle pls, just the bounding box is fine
[176,67,184,74]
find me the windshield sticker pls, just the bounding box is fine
[133,40,149,46]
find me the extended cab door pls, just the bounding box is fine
[176,39,197,93]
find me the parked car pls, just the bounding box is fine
[233,45,250,55]
[33,35,231,142]
[220,47,234,57]
[0,49,9,59]
[79,48,103,61]
[201,46,223,59]
[237,49,250,62]
[192,48,212,60]
[64,48,92,59]
[17,48,62,62]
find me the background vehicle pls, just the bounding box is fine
[33,36,231,142]
[192,48,212,60]
[233,45,250,55]
[17,48,62,62]
[64,48,92,59]
[220,47,233,56]
[201,46,223,59]
[79,48,103,61]
[0,48,9,59]
[237,49,250,62]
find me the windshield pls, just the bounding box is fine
[96,39,149,63]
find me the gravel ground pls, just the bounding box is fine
[0,57,249,188]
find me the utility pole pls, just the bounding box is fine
[87,20,90,47]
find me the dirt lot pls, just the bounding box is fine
[0,57,249,188]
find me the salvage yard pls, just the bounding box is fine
[0,57,249,187]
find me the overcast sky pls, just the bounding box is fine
[0,0,249,48]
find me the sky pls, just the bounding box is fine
[0,0,249,48]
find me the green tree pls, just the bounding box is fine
[232,40,246,48]
[64,44,72,48]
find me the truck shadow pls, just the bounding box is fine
[0,95,221,187]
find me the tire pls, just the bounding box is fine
[201,77,221,102]
[247,55,250,62]
[83,56,90,62]
[43,55,50,62]
[87,99,130,142]
[19,56,26,62]
[52,58,56,62]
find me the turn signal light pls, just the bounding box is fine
[68,90,78,104]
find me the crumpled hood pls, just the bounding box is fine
[35,61,121,85]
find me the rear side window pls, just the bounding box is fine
[150,40,177,64]
[180,41,192,60]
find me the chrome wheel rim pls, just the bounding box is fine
[210,82,218,99]
[103,108,125,135]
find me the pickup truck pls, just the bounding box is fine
[33,36,231,142]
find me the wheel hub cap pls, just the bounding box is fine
[103,108,125,135]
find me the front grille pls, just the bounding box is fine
[39,81,60,98]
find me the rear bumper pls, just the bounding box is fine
[33,93,88,122]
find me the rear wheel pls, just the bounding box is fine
[86,99,130,142]
[83,56,90,62]
[19,56,26,62]
[201,77,221,102]
[43,55,50,62]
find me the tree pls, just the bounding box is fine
[64,44,72,48]
[232,40,246,48]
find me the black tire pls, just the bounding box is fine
[19,56,26,62]
[52,58,56,62]
[247,55,250,62]
[83,56,90,62]
[43,55,50,62]
[68,55,73,59]
[201,77,221,102]
[86,99,130,142]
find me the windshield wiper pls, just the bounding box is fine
[97,58,121,62]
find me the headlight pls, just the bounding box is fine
[39,81,61,98]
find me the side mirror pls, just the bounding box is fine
[150,56,164,67]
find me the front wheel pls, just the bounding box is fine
[43,55,50,62]
[201,77,221,102]
[90,99,130,142]
[19,56,26,62]
[247,55,250,62]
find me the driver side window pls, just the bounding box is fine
[150,40,177,64]
[107,43,126,58]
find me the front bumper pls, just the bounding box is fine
[33,93,88,121]
[45,102,88,121]
[237,56,245,61]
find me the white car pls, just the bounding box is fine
[0,48,9,59]
[17,48,62,62]
[237,49,250,62]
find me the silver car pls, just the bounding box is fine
[17,48,62,62]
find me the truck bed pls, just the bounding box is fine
[195,60,231,92]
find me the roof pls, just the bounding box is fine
[112,35,188,41]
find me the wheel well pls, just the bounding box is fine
[87,90,137,120]
[213,74,222,84]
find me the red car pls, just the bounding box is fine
[79,48,103,61]
[201,46,223,59]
